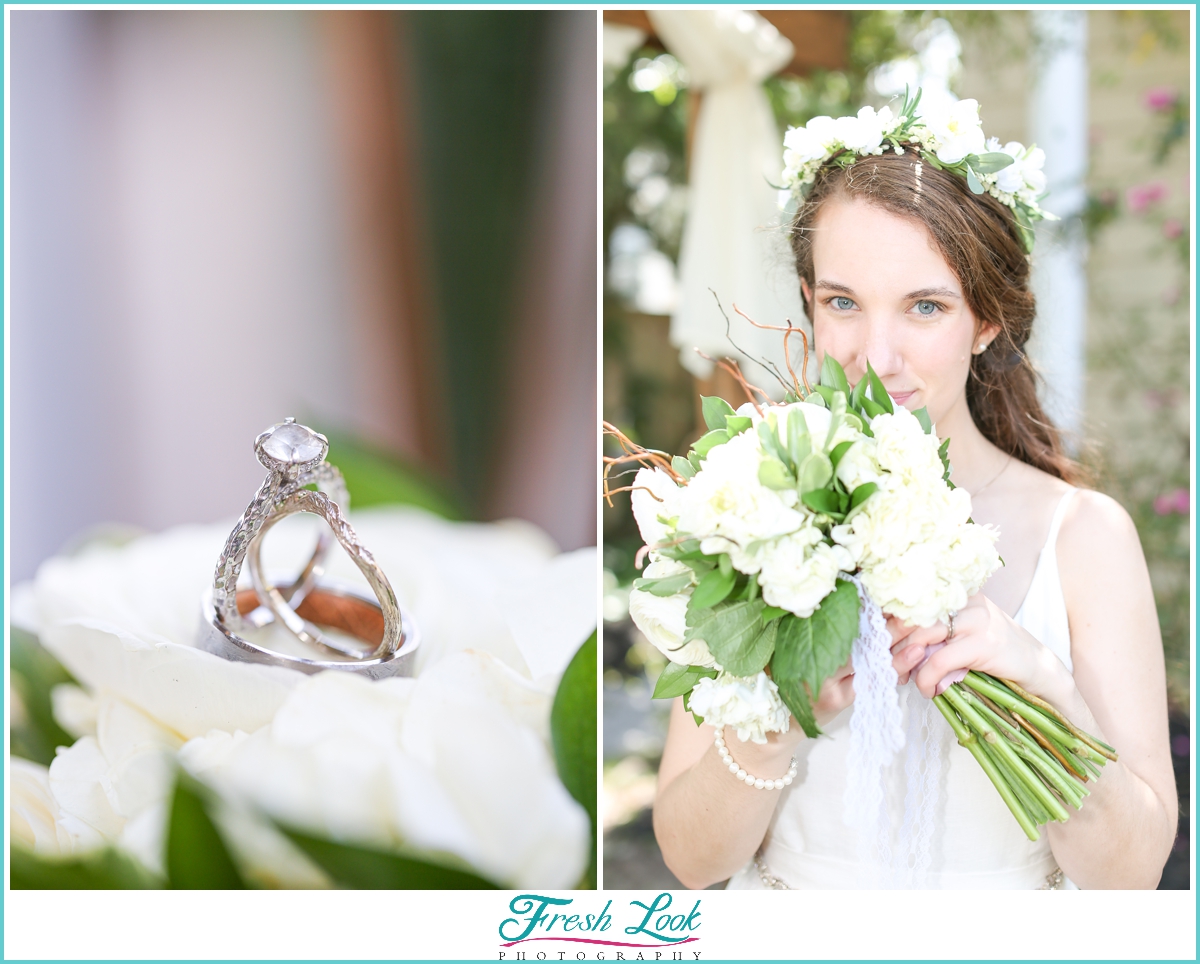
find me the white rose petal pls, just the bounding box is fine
[630,467,682,550]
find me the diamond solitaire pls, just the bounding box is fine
[255,418,328,474]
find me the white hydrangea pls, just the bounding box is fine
[687,672,791,744]
[833,438,1001,627]
[626,559,717,668]
[869,407,947,486]
[758,528,856,619]
[673,429,805,574]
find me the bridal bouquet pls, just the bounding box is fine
[611,353,1115,841]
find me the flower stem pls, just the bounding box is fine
[957,688,1088,806]
[943,685,1071,823]
[994,674,1118,759]
[933,693,1040,842]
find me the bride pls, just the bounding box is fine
[651,101,1178,890]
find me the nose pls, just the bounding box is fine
[854,315,903,384]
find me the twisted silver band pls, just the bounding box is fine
[203,418,415,676]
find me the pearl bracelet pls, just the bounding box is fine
[714,730,797,790]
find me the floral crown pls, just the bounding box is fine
[779,88,1055,253]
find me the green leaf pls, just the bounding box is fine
[865,360,894,414]
[693,428,731,458]
[819,353,852,397]
[672,455,696,479]
[797,452,833,494]
[811,384,834,407]
[10,627,77,767]
[166,774,246,889]
[744,572,759,602]
[718,553,733,577]
[772,672,821,739]
[653,661,718,699]
[938,437,952,482]
[920,150,944,170]
[761,605,788,622]
[322,430,465,519]
[701,395,736,431]
[786,407,812,466]
[551,632,597,885]
[758,457,796,491]
[772,580,859,699]
[849,373,869,411]
[801,489,843,517]
[849,481,878,510]
[11,845,162,889]
[632,572,692,597]
[688,450,703,472]
[860,396,886,419]
[689,566,737,610]
[829,440,855,471]
[970,151,1015,174]
[725,415,753,436]
[912,407,933,434]
[965,165,985,195]
[757,418,791,468]
[687,599,775,676]
[285,830,500,889]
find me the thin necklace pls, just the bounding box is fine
[968,455,1013,498]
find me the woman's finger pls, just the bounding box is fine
[893,644,926,685]
[913,636,985,698]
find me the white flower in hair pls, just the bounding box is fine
[993,141,1048,201]
[920,97,986,165]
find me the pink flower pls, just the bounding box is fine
[1153,488,1190,516]
[1144,86,1178,112]
[1126,181,1168,214]
[1162,218,1184,239]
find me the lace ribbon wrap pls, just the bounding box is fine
[843,575,947,887]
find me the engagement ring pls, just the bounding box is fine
[198,418,418,678]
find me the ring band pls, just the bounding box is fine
[203,418,417,676]
[198,582,419,679]
[947,611,957,640]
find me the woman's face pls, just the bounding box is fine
[802,196,998,427]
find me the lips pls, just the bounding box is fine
[888,390,917,406]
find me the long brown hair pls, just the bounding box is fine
[789,151,1080,483]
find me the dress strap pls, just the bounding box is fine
[1043,487,1078,554]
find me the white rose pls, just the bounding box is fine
[627,559,716,668]
[835,438,884,492]
[183,655,589,889]
[630,466,682,550]
[17,507,595,887]
[11,758,76,856]
[687,672,790,745]
[921,98,986,166]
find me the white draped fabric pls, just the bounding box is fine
[649,10,807,396]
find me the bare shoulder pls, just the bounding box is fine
[1058,488,1143,558]
[1057,487,1152,609]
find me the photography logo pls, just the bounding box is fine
[498,893,702,960]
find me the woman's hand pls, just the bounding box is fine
[900,593,1075,705]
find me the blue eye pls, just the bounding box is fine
[915,300,939,316]
[832,296,855,311]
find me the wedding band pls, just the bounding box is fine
[202,418,417,677]
[947,611,957,639]
[198,582,419,679]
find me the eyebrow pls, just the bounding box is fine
[814,280,962,300]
